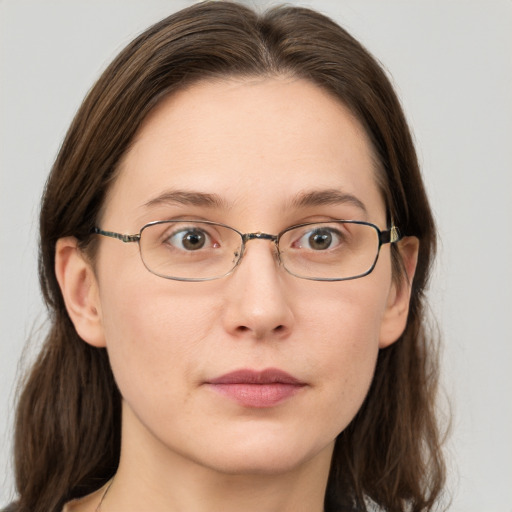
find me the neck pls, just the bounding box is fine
[106,464,330,512]
[101,405,333,512]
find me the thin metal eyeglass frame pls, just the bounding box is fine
[92,220,402,282]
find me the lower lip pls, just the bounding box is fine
[207,383,305,408]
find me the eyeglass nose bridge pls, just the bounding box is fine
[242,232,278,243]
[236,232,281,268]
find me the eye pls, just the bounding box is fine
[293,227,343,251]
[166,228,216,251]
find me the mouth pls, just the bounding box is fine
[205,368,307,408]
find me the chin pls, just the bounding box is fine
[186,431,335,477]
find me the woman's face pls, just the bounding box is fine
[76,77,410,477]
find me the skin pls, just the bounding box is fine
[56,77,418,512]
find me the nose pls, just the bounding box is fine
[221,239,294,340]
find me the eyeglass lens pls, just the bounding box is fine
[138,220,381,281]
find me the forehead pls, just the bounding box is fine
[105,77,386,227]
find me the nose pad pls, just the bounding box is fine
[231,235,281,274]
[272,237,284,262]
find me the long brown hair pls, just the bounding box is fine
[11,2,445,511]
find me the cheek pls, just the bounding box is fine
[296,275,390,425]
[97,264,220,408]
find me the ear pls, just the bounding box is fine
[379,236,419,348]
[55,237,106,347]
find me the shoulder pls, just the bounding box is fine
[1,503,18,512]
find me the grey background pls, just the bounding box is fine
[1,1,511,510]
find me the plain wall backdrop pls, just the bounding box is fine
[1,0,511,510]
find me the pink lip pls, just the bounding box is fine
[206,368,306,408]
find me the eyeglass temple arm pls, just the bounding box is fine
[93,228,140,243]
[379,226,402,245]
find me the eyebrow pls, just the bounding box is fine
[142,188,367,215]
[289,189,367,215]
[143,190,228,209]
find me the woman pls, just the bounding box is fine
[8,2,446,511]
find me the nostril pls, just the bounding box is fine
[234,324,286,336]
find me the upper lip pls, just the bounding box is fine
[207,368,304,385]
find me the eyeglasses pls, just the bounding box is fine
[93,220,401,282]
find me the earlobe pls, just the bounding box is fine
[55,237,106,347]
[379,236,419,348]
